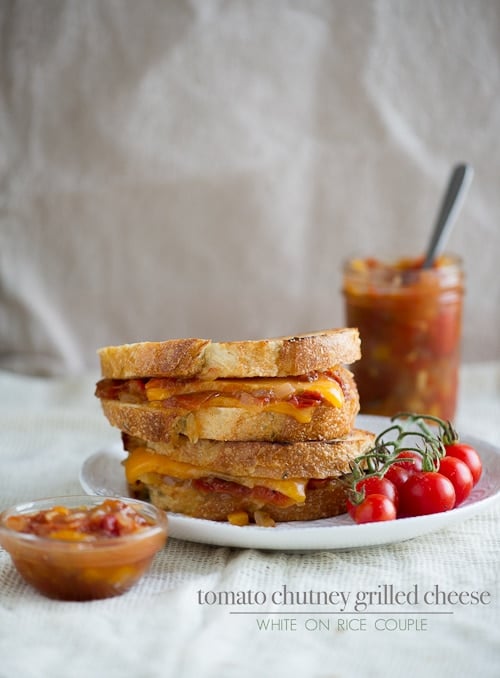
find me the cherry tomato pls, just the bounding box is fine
[398,472,455,517]
[353,494,397,524]
[438,456,473,506]
[392,451,423,473]
[347,476,398,517]
[384,464,412,490]
[445,443,482,486]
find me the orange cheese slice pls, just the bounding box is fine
[124,447,307,504]
[146,376,343,404]
[144,375,344,424]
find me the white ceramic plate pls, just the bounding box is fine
[80,415,500,550]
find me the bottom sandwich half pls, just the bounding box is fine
[121,430,375,526]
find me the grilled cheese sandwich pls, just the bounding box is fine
[96,328,371,525]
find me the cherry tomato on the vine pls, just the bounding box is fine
[392,451,423,473]
[438,456,473,506]
[398,472,455,517]
[384,464,412,490]
[347,476,398,517]
[445,443,482,486]
[353,494,397,524]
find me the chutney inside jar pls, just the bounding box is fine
[342,254,464,420]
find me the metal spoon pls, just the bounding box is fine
[422,163,474,268]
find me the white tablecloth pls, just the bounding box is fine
[0,365,499,678]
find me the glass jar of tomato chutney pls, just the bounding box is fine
[342,254,464,420]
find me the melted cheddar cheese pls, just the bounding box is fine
[124,447,307,504]
[146,375,343,403]
[143,375,344,424]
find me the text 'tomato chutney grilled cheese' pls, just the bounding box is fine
[95,328,374,526]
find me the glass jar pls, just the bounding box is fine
[343,254,464,420]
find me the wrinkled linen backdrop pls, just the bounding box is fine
[1,0,499,376]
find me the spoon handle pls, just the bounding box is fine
[422,163,474,268]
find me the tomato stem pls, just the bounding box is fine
[348,412,450,502]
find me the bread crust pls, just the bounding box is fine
[98,338,211,380]
[139,476,351,522]
[98,328,361,379]
[122,429,375,479]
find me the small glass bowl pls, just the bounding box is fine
[0,495,168,601]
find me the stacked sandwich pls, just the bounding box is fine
[95,328,374,526]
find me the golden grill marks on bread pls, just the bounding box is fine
[95,366,359,443]
[98,328,361,380]
[122,430,375,522]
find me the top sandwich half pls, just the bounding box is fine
[95,328,361,443]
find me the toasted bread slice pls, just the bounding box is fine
[98,328,361,379]
[100,394,359,443]
[122,428,375,480]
